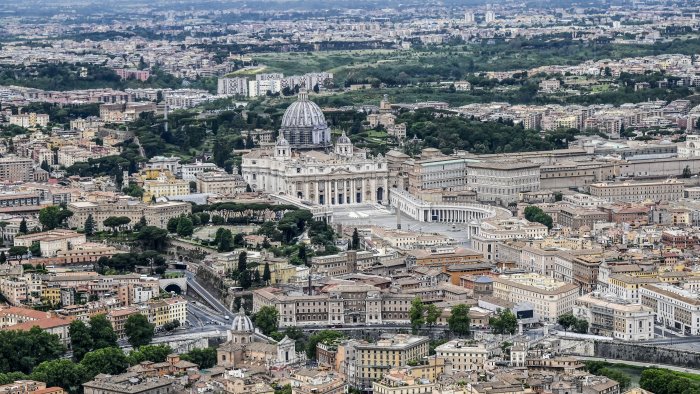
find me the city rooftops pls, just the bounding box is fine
[494,273,578,294]
[468,160,540,170]
[355,334,428,349]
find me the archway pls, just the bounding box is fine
[297,192,303,199]
[164,284,183,294]
[376,187,384,202]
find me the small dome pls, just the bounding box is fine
[280,90,327,129]
[276,131,289,146]
[231,307,254,332]
[336,131,351,144]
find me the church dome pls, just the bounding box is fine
[336,130,351,145]
[281,90,327,129]
[231,307,254,332]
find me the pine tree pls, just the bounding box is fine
[262,262,271,283]
[18,218,28,234]
[352,228,360,250]
[239,270,252,289]
[84,214,95,236]
[0,251,6,264]
[253,269,261,283]
[237,251,247,272]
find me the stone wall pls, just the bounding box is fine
[594,341,700,368]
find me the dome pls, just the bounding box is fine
[281,90,327,129]
[231,307,254,332]
[336,130,351,144]
[276,131,289,146]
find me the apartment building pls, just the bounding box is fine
[434,340,488,373]
[589,179,684,202]
[467,161,541,205]
[217,77,248,96]
[492,273,579,321]
[472,218,548,261]
[0,156,34,182]
[574,292,654,341]
[640,283,700,335]
[9,113,49,128]
[99,102,156,123]
[67,198,191,231]
[405,247,483,269]
[355,334,429,389]
[371,371,435,394]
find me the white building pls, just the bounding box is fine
[574,292,654,341]
[640,283,700,335]
[242,130,388,205]
[217,77,248,96]
[492,273,579,321]
[434,340,488,373]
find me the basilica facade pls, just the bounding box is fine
[241,93,390,206]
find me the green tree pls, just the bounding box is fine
[69,320,93,362]
[409,297,425,333]
[352,228,360,249]
[84,214,95,236]
[180,347,217,369]
[233,232,245,247]
[239,270,252,289]
[262,262,271,284]
[237,251,248,272]
[306,330,345,359]
[8,246,28,264]
[102,216,131,232]
[124,314,155,348]
[127,345,172,365]
[448,304,471,337]
[0,327,65,374]
[39,206,64,230]
[80,347,129,378]
[212,215,225,225]
[218,229,233,252]
[167,217,179,233]
[425,304,442,326]
[0,251,6,263]
[490,309,517,335]
[557,313,578,332]
[253,306,279,336]
[88,314,118,350]
[176,216,193,237]
[29,241,41,257]
[683,165,692,178]
[199,212,210,225]
[136,226,169,251]
[18,218,28,234]
[574,318,589,334]
[523,205,553,229]
[31,359,88,394]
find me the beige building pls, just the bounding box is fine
[574,292,654,341]
[492,273,579,321]
[372,370,435,394]
[640,283,700,335]
[434,340,488,373]
[67,198,191,231]
[355,334,429,389]
[0,156,34,182]
[9,113,49,128]
[253,285,412,327]
[14,230,86,258]
[142,172,189,201]
[83,373,172,394]
[196,171,247,195]
[589,179,684,202]
[467,161,541,205]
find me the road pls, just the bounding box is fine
[185,272,231,315]
[574,356,700,374]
